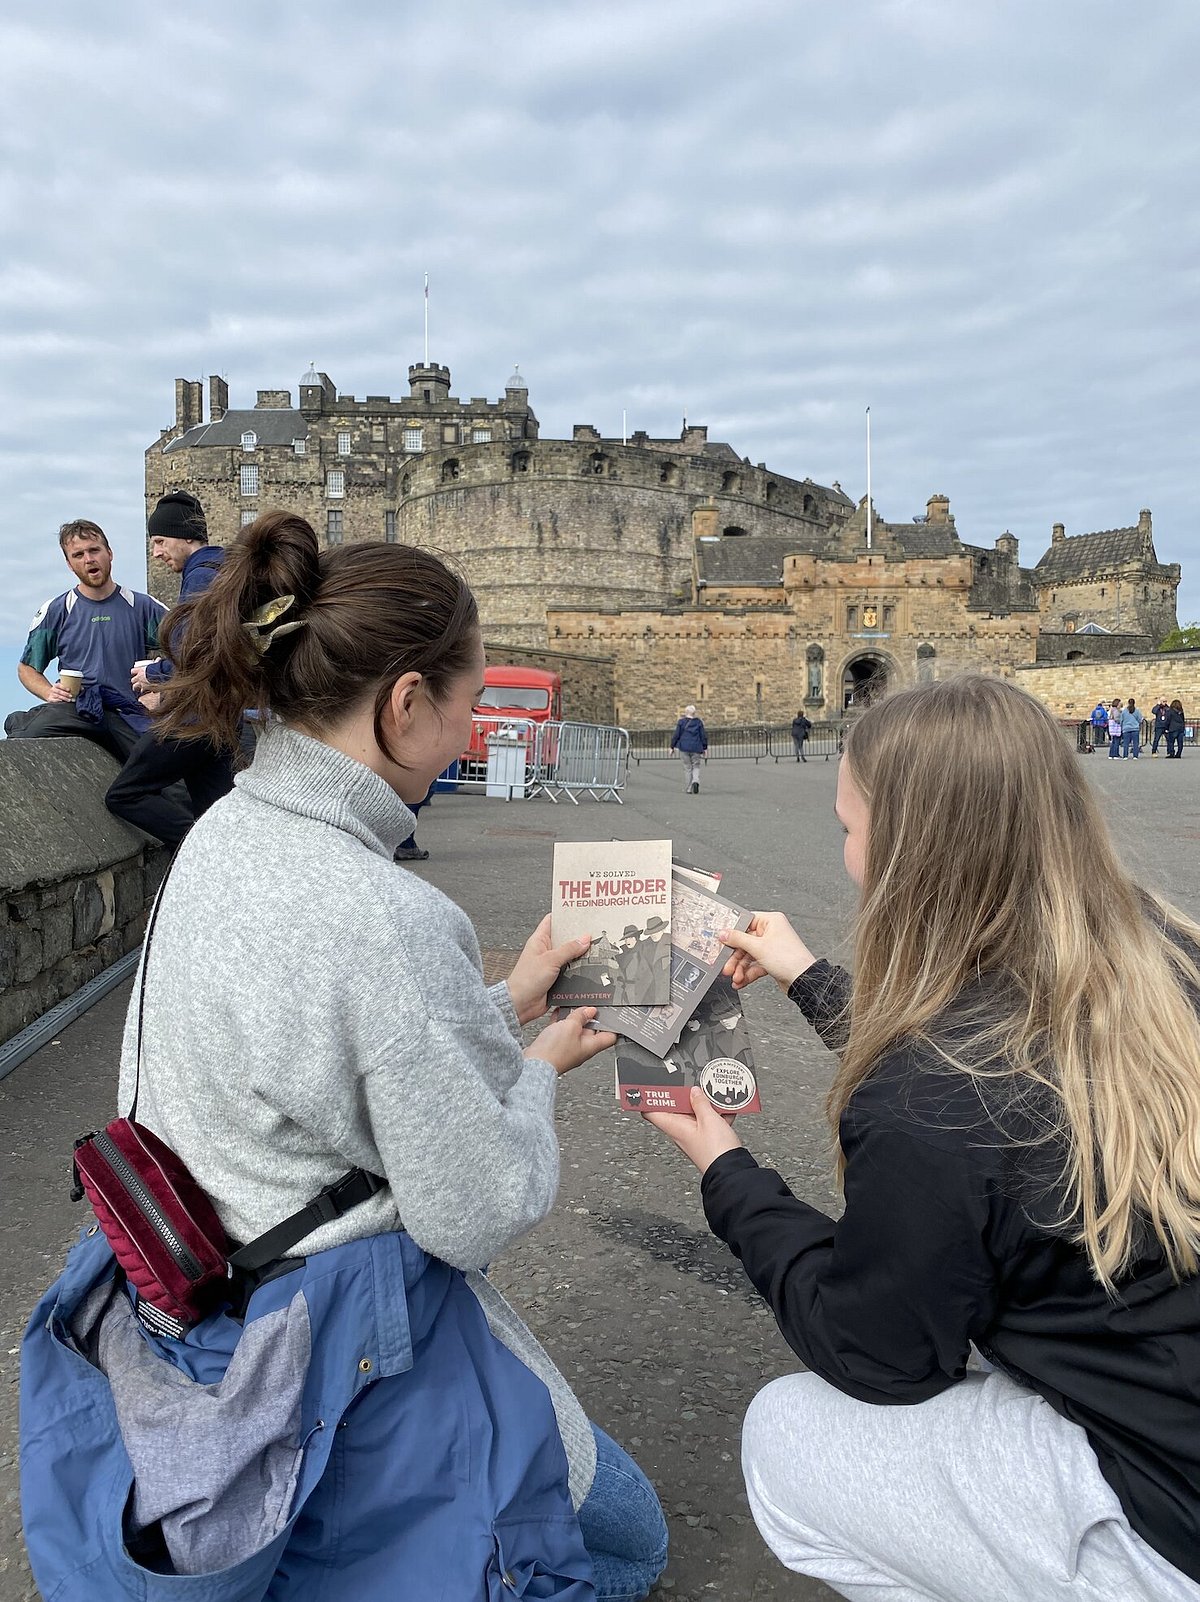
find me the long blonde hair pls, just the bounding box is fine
[835,675,1200,1290]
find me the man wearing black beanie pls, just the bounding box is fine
[105,492,241,849]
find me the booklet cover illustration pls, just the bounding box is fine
[549,840,672,1005]
[616,975,761,1114]
[594,871,752,1052]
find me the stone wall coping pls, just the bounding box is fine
[0,739,147,890]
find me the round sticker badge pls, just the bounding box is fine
[700,1058,758,1112]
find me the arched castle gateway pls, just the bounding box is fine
[148,363,1182,727]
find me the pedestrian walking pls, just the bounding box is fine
[644,676,1200,1602]
[790,710,813,763]
[20,512,667,1602]
[670,703,708,794]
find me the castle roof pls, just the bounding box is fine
[1033,525,1143,582]
[696,532,826,586]
[164,408,305,453]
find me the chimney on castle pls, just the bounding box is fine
[1138,508,1153,553]
[926,494,951,523]
[174,379,203,431]
[209,375,228,423]
[995,530,1018,559]
[1052,522,1065,545]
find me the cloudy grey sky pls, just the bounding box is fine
[3,0,1198,684]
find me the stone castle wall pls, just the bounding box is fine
[1038,572,1179,642]
[1015,652,1200,719]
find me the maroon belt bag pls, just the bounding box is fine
[71,862,385,1341]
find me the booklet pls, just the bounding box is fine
[548,840,672,1006]
[615,975,761,1114]
[593,870,752,1053]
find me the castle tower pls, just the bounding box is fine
[408,362,451,403]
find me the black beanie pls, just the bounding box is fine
[148,490,207,543]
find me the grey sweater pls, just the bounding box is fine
[117,724,596,1504]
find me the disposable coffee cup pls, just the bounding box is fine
[58,670,83,700]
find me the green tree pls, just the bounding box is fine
[1159,623,1200,651]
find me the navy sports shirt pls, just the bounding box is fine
[21,586,166,693]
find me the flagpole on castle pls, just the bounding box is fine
[865,406,873,552]
[423,274,429,365]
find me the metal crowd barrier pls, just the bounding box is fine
[630,722,846,764]
[452,716,630,802]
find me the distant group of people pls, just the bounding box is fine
[1091,696,1188,759]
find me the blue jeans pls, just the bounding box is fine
[1122,729,1140,758]
[579,1425,669,1601]
[1167,731,1184,758]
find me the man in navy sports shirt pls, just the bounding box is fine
[7,519,165,762]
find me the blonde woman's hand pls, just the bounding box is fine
[642,1085,744,1174]
[720,913,816,992]
[507,915,592,1025]
[527,1009,616,1075]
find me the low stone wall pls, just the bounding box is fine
[0,739,164,1042]
[1015,650,1200,717]
[481,641,616,725]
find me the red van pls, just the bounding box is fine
[460,666,563,777]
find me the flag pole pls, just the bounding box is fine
[423,273,429,365]
[865,406,873,551]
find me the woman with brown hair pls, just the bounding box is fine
[646,676,1200,1600]
[21,513,667,1601]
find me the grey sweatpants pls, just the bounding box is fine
[676,750,702,789]
[741,1369,1200,1601]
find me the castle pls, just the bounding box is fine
[147,363,1182,727]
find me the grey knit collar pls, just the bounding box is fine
[236,723,417,858]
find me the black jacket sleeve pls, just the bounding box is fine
[700,1079,1002,1404]
[787,959,852,1053]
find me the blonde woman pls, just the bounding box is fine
[646,677,1200,1601]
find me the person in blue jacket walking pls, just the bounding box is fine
[21,513,668,1601]
[670,703,708,794]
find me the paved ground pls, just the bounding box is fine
[2,745,1198,1601]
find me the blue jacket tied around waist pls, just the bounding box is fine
[21,1226,596,1600]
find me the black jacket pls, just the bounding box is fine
[702,960,1200,1584]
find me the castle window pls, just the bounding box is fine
[721,470,741,494]
[660,461,681,487]
[403,427,423,453]
[326,509,343,544]
[441,458,460,483]
[978,555,990,574]
[442,424,459,445]
[1143,585,1149,599]
[765,481,777,504]
[883,605,895,630]
[292,438,306,455]
[241,431,256,451]
[423,388,432,403]
[337,430,351,456]
[239,464,259,497]
[1099,587,1105,598]
[802,493,815,514]
[917,642,936,683]
[1067,650,1083,661]
[698,682,707,701]
[384,510,397,543]
[326,470,345,498]
[472,428,492,444]
[512,450,531,474]
[240,509,256,526]
[722,525,748,538]
[589,452,608,476]
[400,473,411,495]
[847,605,858,631]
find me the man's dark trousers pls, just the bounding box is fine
[5,702,140,764]
[106,731,233,850]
